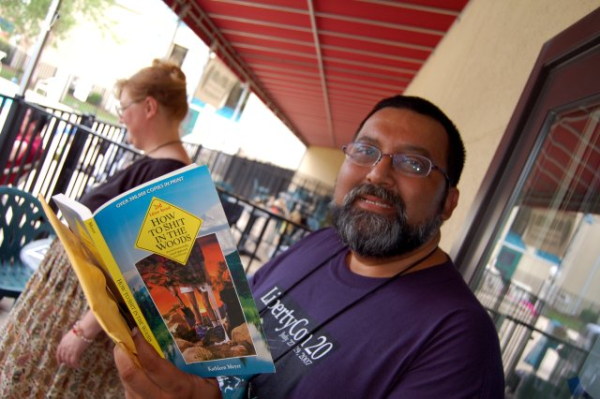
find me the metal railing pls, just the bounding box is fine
[218,189,312,272]
[0,95,313,271]
[476,269,592,398]
[0,97,134,203]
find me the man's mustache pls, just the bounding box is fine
[343,183,405,215]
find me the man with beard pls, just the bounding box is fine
[114,96,505,398]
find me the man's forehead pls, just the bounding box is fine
[355,107,449,157]
[358,107,446,136]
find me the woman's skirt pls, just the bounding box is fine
[0,239,124,398]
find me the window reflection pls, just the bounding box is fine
[473,104,600,398]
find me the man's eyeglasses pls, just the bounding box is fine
[116,100,141,117]
[342,142,450,183]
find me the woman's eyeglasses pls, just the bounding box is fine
[116,100,141,117]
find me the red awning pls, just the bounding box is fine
[162,0,468,148]
[521,106,600,213]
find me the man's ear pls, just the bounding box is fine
[441,187,459,221]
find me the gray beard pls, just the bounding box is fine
[331,183,443,258]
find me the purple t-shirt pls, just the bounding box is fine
[249,228,504,398]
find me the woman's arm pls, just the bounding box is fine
[56,310,103,367]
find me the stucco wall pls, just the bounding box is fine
[405,0,600,251]
[297,146,345,187]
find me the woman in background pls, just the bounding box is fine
[0,59,191,398]
[0,109,49,185]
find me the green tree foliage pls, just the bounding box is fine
[86,91,103,106]
[0,0,115,44]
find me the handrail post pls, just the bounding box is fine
[50,114,95,199]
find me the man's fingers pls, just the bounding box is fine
[131,330,198,395]
[131,328,162,364]
[115,330,193,397]
[114,342,157,399]
[117,330,221,398]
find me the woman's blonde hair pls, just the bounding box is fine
[115,59,188,122]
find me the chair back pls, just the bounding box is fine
[0,186,53,262]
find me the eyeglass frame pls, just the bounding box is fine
[342,142,451,184]
[116,99,142,117]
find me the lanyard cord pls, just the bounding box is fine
[259,245,439,364]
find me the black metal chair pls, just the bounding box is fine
[218,191,245,227]
[0,186,54,299]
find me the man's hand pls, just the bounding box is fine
[114,329,221,399]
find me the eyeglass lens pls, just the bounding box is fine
[117,100,138,116]
[344,143,432,176]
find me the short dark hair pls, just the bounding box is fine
[28,109,50,125]
[354,95,465,187]
[20,108,49,136]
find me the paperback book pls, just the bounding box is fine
[41,163,275,377]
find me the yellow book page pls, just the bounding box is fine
[84,217,163,356]
[39,197,138,361]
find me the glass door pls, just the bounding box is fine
[473,102,599,398]
[453,9,600,399]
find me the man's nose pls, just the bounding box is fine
[365,155,395,186]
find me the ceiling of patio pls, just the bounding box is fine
[162,0,469,148]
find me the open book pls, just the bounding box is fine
[40,163,274,377]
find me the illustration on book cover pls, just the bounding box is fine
[135,233,257,364]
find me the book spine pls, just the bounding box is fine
[84,218,163,356]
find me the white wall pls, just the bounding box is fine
[404,0,600,251]
[296,146,344,187]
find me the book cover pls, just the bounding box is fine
[48,163,275,377]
